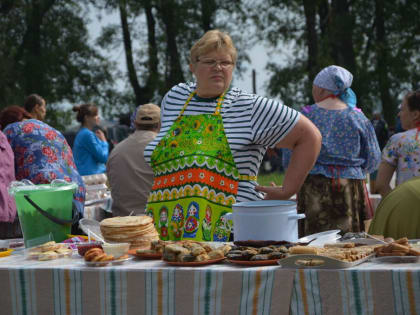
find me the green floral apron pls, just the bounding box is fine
[146,90,252,242]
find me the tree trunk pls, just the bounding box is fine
[118,0,143,105]
[143,0,160,99]
[302,0,318,82]
[317,0,329,38]
[200,0,216,31]
[157,0,185,91]
[329,0,365,109]
[18,0,56,96]
[329,0,356,73]
[374,0,394,126]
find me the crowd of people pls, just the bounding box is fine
[0,29,419,242]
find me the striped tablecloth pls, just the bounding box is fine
[0,251,419,315]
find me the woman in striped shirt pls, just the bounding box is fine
[144,30,321,242]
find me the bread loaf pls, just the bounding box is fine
[289,246,319,255]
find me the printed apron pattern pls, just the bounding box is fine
[147,91,240,241]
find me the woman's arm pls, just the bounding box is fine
[82,130,109,163]
[375,161,396,198]
[360,119,381,174]
[256,115,321,199]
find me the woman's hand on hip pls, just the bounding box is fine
[255,182,293,200]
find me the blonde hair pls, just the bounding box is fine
[190,30,237,64]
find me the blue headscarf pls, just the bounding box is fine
[313,65,357,108]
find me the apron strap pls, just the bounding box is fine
[179,90,228,116]
[239,175,257,181]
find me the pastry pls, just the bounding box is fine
[208,249,224,260]
[289,246,319,255]
[84,248,105,261]
[38,251,59,261]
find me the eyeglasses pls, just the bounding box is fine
[197,58,234,69]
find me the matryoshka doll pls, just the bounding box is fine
[201,205,212,241]
[183,201,200,239]
[145,207,155,222]
[170,203,184,240]
[213,211,231,242]
[158,206,169,240]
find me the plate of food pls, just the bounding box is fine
[0,248,13,258]
[163,257,225,266]
[128,249,162,260]
[160,241,230,266]
[84,255,133,267]
[372,238,420,260]
[227,259,279,266]
[370,256,420,264]
[26,241,73,261]
[226,244,289,264]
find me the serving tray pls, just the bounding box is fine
[370,256,420,264]
[227,259,279,266]
[163,257,225,266]
[277,253,374,269]
[84,256,133,267]
[128,249,162,260]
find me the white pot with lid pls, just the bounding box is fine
[224,200,305,242]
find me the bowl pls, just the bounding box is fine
[76,241,103,257]
[298,230,341,246]
[102,242,130,258]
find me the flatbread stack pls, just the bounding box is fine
[100,216,159,249]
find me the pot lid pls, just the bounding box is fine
[232,200,296,208]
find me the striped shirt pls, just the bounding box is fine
[144,82,300,201]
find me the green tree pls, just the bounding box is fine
[249,0,420,126]
[93,0,252,116]
[0,0,119,130]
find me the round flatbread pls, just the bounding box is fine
[100,216,153,228]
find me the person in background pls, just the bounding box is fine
[0,130,20,238]
[283,65,381,236]
[72,103,109,176]
[369,176,420,239]
[145,29,321,242]
[23,94,46,121]
[107,103,161,217]
[369,111,389,193]
[0,106,86,214]
[375,90,420,198]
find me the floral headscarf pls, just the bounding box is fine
[313,65,357,108]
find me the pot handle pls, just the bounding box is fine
[288,213,305,220]
[221,213,233,220]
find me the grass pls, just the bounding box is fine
[257,172,285,186]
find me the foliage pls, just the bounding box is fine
[249,0,420,125]
[1,0,418,130]
[0,0,120,130]
[257,172,284,186]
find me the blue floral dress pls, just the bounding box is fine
[382,128,420,186]
[3,120,86,214]
[283,104,381,178]
[282,104,381,236]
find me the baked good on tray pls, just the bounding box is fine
[226,245,289,261]
[288,243,379,262]
[374,238,420,257]
[162,241,230,263]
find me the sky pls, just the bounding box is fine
[87,10,271,99]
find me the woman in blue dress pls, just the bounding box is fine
[72,103,109,176]
[283,66,381,236]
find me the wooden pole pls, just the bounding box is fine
[252,69,257,94]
